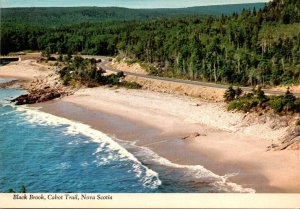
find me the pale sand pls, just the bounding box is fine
[0,60,52,80]
[45,87,298,192]
[2,60,300,192]
[63,88,288,141]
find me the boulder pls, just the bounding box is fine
[11,88,63,105]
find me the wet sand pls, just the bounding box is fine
[2,60,300,193]
[40,100,300,193]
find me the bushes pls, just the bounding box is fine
[59,56,142,89]
[228,97,259,112]
[104,74,121,85]
[224,86,236,102]
[225,86,300,114]
[119,81,142,89]
[282,88,296,111]
[268,96,284,113]
[147,66,159,76]
[253,86,267,102]
[267,88,299,113]
[224,86,243,102]
[104,74,141,89]
[125,58,138,65]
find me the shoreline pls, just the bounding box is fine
[1,60,300,193]
[38,92,300,193]
[38,101,271,192]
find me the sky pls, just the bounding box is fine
[1,0,268,8]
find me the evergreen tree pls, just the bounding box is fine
[283,87,296,112]
[224,86,236,102]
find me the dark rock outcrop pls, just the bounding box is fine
[11,88,63,105]
[0,80,19,88]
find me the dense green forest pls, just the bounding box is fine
[1,3,265,26]
[1,0,300,86]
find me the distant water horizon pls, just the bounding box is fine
[1,0,268,9]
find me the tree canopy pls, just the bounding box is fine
[1,0,299,86]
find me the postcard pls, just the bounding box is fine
[1,0,300,208]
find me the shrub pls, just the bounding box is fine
[268,96,284,113]
[294,99,300,113]
[254,86,267,102]
[119,81,142,89]
[105,74,120,85]
[125,58,137,65]
[63,54,72,63]
[62,73,72,85]
[48,56,57,61]
[147,66,159,76]
[244,92,254,98]
[224,86,236,102]
[236,87,243,99]
[282,88,296,112]
[57,54,63,62]
[225,85,299,115]
[228,98,259,112]
[116,71,125,78]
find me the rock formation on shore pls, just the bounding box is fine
[268,126,300,151]
[10,71,73,105]
[11,87,65,105]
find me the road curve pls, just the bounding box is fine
[97,57,300,97]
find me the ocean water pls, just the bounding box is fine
[0,78,255,193]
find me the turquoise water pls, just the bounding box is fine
[0,90,162,193]
[0,79,255,193]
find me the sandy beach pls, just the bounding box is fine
[0,60,52,80]
[1,60,300,193]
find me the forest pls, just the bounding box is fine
[1,3,264,26]
[1,0,300,86]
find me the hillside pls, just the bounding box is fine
[1,0,299,87]
[1,3,265,26]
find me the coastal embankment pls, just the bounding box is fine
[1,60,300,193]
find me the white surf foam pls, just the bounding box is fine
[126,141,255,193]
[12,105,162,189]
[8,104,254,193]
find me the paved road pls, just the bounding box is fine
[97,56,299,97]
